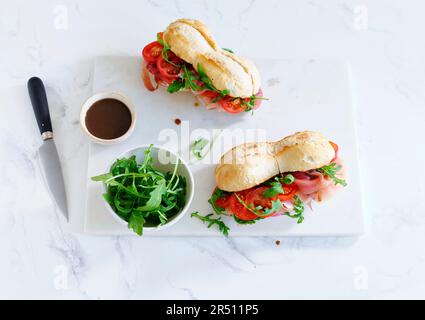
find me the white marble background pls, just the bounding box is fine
[1,0,424,299]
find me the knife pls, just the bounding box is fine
[28,77,68,221]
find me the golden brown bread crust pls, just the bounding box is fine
[215,131,336,192]
[163,19,261,98]
[173,19,218,49]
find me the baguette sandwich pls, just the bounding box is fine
[210,131,347,224]
[141,19,264,114]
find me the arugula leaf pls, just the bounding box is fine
[233,215,258,224]
[234,193,282,218]
[91,172,113,183]
[222,48,234,53]
[282,174,295,185]
[262,177,284,198]
[128,212,145,236]
[157,34,181,68]
[191,138,209,160]
[235,189,304,222]
[293,196,304,215]
[263,199,283,216]
[167,79,185,93]
[208,188,230,215]
[240,94,269,113]
[134,180,166,211]
[196,63,210,83]
[197,63,230,97]
[91,145,186,236]
[191,212,230,236]
[181,64,202,91]
[317,163,347,186]
[284,195,305,224]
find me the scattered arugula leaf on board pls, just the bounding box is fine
[91,145,186,236]
[208,188,230,215]
[317,163,347,186]
[191,212,230,236]
[191,138,210,160]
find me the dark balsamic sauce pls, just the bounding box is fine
[85,98,132,140]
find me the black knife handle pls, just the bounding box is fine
[27,77,53,137]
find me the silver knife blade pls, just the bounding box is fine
[38,139,68,220]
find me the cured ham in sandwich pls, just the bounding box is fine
[209,131,347,224]
[141,19,264,114]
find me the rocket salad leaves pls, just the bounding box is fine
[191,137,210,160]
[317,163,347,186]
[91,145,186,236]
[191,212,230,237]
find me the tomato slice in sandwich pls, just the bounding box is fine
[215,195,230,209]
[156,53,183,83]
[228,191,258,221]
[219,97,247,114]
[276,185,297,201]
[245,187,272,209]
[201,90,220,101]
[227,184,298,221]
[142,41,164,63]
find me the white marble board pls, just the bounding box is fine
[84,57,364,236]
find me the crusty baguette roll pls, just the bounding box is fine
[215,131,335,192]
[163,19,261,98]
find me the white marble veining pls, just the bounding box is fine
[1,0,425,299]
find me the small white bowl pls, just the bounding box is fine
[80,92,137,145]
[103,145,194,233]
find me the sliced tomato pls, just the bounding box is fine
[142,41,164,63]
[245,187,272,209]
[228,191,258,221]
[226,182,298,221]
[156,53,183,83]
[228,187,275,220]
[215,195,230,209]
[276,185,297,201]
[200,90,220,102]
[219,96,247,114]
[329,141,339,163]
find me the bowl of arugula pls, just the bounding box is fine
[91,144,194,236]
